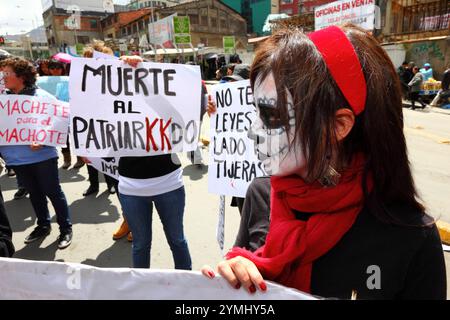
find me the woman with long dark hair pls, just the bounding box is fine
[202,24,446,299]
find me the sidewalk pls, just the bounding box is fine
[402,99,450,115]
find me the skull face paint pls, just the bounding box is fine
[248,72,306,176]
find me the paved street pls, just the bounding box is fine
[1,105,449,298]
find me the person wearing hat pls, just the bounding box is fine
[420,62,433,81]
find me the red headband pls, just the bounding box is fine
[308,26,367,115]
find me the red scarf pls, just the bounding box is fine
[226,154,372,293]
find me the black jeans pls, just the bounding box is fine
[410,92,426,109]
[87,165,118,191]
[12,158,72,232]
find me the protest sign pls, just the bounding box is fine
[0,94,69,146]
[93,50,118,60]
[223,36,236,54]
[0,257,316,300]
[148,13,177,49]
[315,0,376,30]
[88,157,119,179]
[173,16,191,45]
[69,58,202,157]
[208,80,266,198]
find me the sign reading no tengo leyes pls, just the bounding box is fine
[223,36,235,54]
[0,95,70,146]
[173,16,191,45]
[69,58,202,157]
[209,80,266,198]
[315,0,375,31]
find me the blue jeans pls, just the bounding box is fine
[12,158,72,232]
[119,186,192,269]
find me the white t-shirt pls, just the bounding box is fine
[118,167,183,197]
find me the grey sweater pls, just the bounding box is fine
[408,72,424,92]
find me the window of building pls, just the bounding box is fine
[188,14,199,25]
[78,36,90,44]
[211,17,217,28]
[220,18,227,29]
[132,23,138,33]
[90,20,98,29]
[200,15,208,26]
[281,8,293,15]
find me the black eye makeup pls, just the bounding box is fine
[256,97,283,129]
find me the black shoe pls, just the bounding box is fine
[108,185,116,194]
[58,230,72,249]
[83,185,99,196]
[14,188,29,200]
[7,168,16,177]
[24,225,51,244]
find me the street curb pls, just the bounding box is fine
[402,102,450,115]
[437,221,450,245]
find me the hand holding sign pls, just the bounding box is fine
[30,142,43,151]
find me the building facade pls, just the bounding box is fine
[115,0,248,51]
[42,6,108,54]
[101,8,153,40]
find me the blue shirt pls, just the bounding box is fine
[420,68,433,81]
[0,88,59,166]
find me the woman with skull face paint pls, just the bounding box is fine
[202,24,446,299]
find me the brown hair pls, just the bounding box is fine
[83,39,113,58]
[2,57,37,88]
[251,24,425,225]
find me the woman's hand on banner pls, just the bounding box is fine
[81,157,91,164]
[30,142,42,151]
[206,95,217,116]
[201,257,267,294]
[119,55,143,68]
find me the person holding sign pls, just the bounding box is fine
[202,24,446,299]
[0,58,73,250]
[116,56,192,270]
[80,41,132,242]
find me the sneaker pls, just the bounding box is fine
[83,185,99,196]
[58,230,73,249]
[7,168,16,177]
[14,188,29,200]
[113,220,130,240]
[127,232,133,242]
[24,225,51,244]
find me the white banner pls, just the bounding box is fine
[315,0,375,31]
[0,258,317,300]
[53,0,115,13]
[148,14,177,48]
[88,157,119,179]
[69,58,202,157]
[0,95,69,146]
[208,81,266,198]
